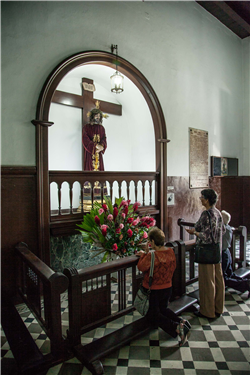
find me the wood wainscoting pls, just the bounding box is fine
[1,166,38,298]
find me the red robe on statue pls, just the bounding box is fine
[82,123,107,171]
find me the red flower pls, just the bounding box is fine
[127,229,133,238]
[102,204,108,212]
[112,243,118,251]
[113,207,118,220]
[127,217,133,224]
[102,228,107,236]
[94,216,100,225]
[116,228,121,234]
[133,202,141,211]
[123,205,128,215]
[140,222,149,228]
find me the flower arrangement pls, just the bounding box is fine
[77,196,156,262]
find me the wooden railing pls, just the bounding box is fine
[15,242,69,359]
[49,171,160,236]
[177,218,248,271]
[63,243,200,374]
[63,256,147,374]
[13,240,200,374]
[63,256,142,346]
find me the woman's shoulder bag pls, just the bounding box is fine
[194,211,221,264]
[134,251,155,316]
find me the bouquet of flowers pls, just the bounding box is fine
[77,196,156,262]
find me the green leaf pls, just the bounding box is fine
[104,196,113,213]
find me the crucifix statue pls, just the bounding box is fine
[83,100,108,171]
[52,77,122,170]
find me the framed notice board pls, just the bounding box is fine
[211,156,238,177]
[189,128,209,188]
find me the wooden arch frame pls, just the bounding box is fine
[32,51,168,263]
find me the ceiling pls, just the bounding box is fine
[196,1,250,39]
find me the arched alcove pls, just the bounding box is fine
[32,50,168,264]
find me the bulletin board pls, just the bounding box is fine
[211,156,238,177]
[189,128,209,189]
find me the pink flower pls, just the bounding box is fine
[119,200,127,208]
[102,204,108,212]
[94,216,100,225]
[127,229,133,238]
[149,220,156,227]
[112,243,118,251]
[132,218,140,226]
[143,231,148,239]
[122,213,126,219]
[101,224,108,230]
[107,214,113,221]
[119,223,124,229]
[98,208,104,215]
[133,202,141,211]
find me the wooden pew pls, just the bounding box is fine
[1,290,49,375]
[64,244,198,375]
[4,242,70,374]
[177,219,249,278]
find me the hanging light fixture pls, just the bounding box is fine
[110,44,124,94]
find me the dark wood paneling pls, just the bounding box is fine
[1,167,38,297]
[242,176,250,230]
[218,176,250,230]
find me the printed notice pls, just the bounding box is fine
[189,128,209,189]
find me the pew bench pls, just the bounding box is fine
[234,267,250,279]
[1,291,50,375]
[72,293,198,375]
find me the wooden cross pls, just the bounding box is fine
[52,77,122,169]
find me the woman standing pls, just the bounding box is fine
[136,227,191,346]
[186,189,225,318]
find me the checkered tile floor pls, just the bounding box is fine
[1,282,250,375]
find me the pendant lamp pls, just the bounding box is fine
[110,44,124,94]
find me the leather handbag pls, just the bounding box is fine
[194,211,221,264]
[134,251,155,316]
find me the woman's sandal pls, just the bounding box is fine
[180,318,191,330]
[178,322,191,347]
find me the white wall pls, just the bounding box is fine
[48,64,155,172]
[242,37,250,176]
[2,1,249,175]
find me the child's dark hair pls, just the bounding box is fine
[148,227,165,246]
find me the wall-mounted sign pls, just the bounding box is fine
[189,127,209,189]
[82,82,96,92]
[211,156,238,177]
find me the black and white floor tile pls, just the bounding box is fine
[2,236,250,374]
[1,285,250,375]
